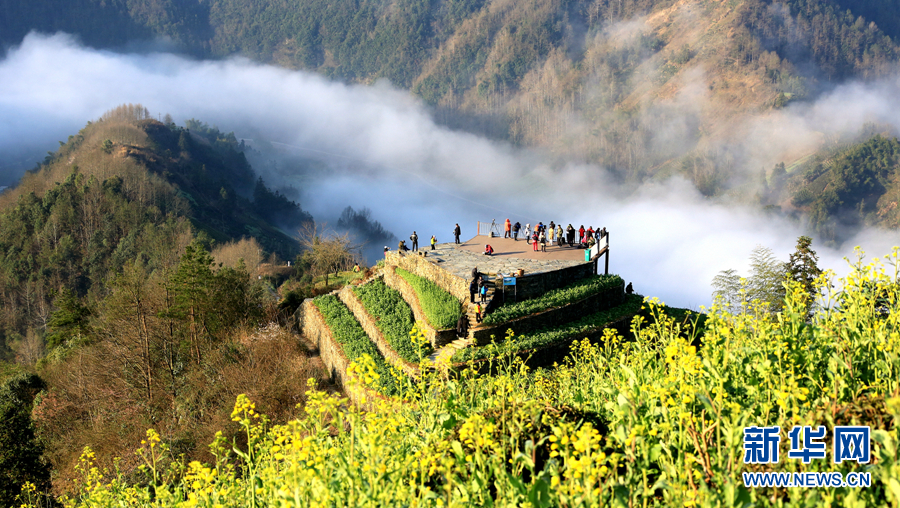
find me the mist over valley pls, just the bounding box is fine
[4,27,900,307]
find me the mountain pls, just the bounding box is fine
[764,132,900,243]
[0,104,308,357]
[4,0,900,214]
[0,105,327,500]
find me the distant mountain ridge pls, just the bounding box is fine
[5,1,900,245]
[3,0,898,187]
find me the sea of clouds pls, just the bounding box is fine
[3,32,900,307]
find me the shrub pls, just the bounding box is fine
[483,274,624,325]
[395,268,461,329]
[453,294,644,363]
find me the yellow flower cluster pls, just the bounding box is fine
[458,413,498,455]
[230,394,259,423]
[347,354,381,388]
[548,421,609,501]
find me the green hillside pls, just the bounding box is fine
[0,105,308,354]
[761,133,900,244]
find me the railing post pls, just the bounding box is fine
[604,232,610,275]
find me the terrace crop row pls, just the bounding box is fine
[483,274,624,325]
[395,268,461,329]
[353,278,431,363]
[313,294,399,395]
[453,294,643,363]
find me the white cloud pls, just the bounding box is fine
[2,32,900,307]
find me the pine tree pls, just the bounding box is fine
[0,374,51,507]
[169,241,215,364]
[787,235,823,316]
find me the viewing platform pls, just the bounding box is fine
[417,235,594,279]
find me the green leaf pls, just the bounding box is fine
[528,478,552,508]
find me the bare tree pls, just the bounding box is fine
[298,222,359,287]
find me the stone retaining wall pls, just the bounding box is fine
[337,285,421,378]
[385,251,469,303]
[471,283,625,345]
[498,261,597,302]
[297,298,386,408]
[383,265,458,347]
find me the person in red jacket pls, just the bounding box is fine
[483,244,494,256]
[578,225,585,244]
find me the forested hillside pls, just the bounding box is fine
[3,0,899,193]
[0,105,310,359]
[0,105,342,502]
[761,133,900,243]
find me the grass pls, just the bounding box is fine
[452,294,644,363]
[312,270,363,290]
[395,268,461,329]
[483,274,624,325]
[353,278,432,363]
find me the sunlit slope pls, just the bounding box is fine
[3,0,899,191]
[0,105,305,347]
[56,256,900,508]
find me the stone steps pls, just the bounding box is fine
[428,280,494,366]
[427,337,472,365]
[425,280,496,367]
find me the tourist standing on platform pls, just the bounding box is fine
[454,224,461,244]
[557,225,563,246]
[548,221,556,245]
[513,221,521,240]
[566,224,575,246]
[431,235,437,250]
[524,224,531,244]
[539,230,547,252]
[532,231,539,251]
[578,225,585,244]
[504,219,511,238]
[410,231,418,251]
[586,226,594,241]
